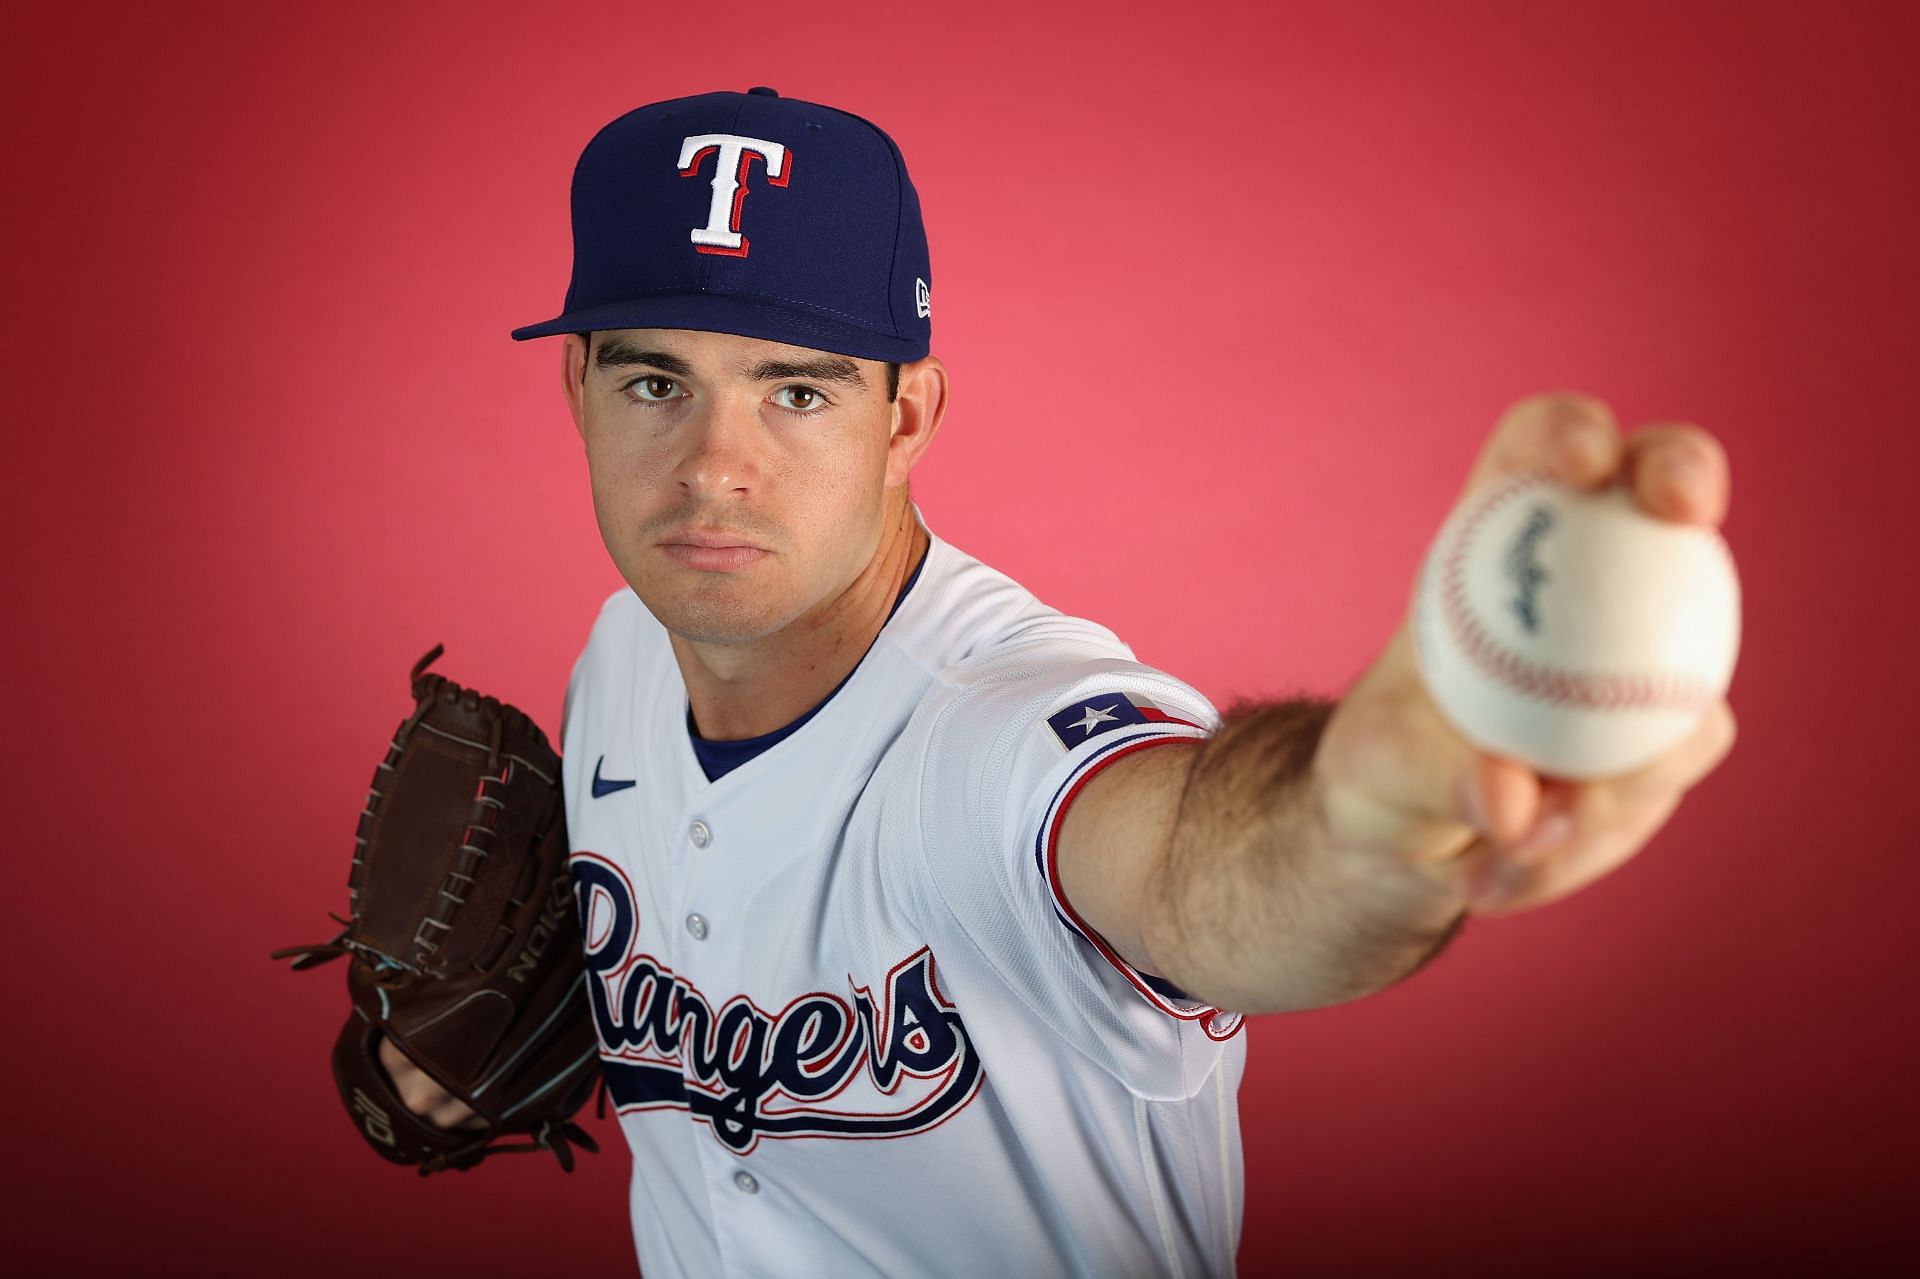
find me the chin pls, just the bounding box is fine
[632,585,792,647]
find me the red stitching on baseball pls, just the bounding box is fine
[1438,472,1718,713]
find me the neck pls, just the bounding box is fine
[672,498,927,741]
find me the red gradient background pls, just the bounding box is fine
[4,2,1914,1274]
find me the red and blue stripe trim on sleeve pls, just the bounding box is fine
[1033,727,1245,1042]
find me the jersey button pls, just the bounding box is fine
[685,913,709,941]
[689,821,712,848]
[732,1169,760,1194]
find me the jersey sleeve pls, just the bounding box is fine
[909,649,1245,1100]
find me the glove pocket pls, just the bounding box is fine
[354,733,507,969]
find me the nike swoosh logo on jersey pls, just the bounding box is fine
[591,756,636,798]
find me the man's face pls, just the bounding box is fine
[564,327,907,646]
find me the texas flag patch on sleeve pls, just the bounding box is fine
[1046,693,1196,750]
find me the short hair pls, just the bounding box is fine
[575,332,900,403]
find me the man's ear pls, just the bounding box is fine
[561,333,591,440]
[886,355,949,487]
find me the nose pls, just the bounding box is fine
[673,397,761,498]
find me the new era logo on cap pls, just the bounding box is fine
[511,87,933,364]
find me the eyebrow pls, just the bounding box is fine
[590,337,866,389]
[593,339,694,377]
[746,356,866,388]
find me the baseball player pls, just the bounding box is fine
[377,87,1736,1276]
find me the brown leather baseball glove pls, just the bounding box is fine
[274,645,602,1174]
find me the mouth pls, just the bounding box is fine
[658,529,771,573]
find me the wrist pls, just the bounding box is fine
[1305,765,1471,940]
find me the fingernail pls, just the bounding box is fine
[1512,812,1573,862]
[1660,449,1708,503]
[1556,414,1606,469]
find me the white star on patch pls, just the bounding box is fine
[1069,703,1120,736]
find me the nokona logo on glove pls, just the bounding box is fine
[510,873,576,984]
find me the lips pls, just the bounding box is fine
[658,529,770,572]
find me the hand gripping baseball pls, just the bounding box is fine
[1312,394,1739,915]
[274,646,604,1173]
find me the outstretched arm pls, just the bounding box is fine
[1057,392,1737,1016]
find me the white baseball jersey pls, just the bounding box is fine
[562,522,1248,1278]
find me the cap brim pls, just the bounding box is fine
[510,293,927,363]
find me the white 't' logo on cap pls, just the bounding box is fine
[677,133,791,257]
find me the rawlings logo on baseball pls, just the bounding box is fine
[571,853,983,1154]
[1504,505,1555,634]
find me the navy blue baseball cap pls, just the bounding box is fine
[511,87,932,362]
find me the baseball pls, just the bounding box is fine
[1410,471,1741,779]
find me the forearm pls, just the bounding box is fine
[1141,698,1468,1015]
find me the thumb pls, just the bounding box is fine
[1318,624,1548,864]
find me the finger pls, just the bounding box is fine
[1456,391,1624,504]
[433,1097,488,1131]
[1514,697,1737,863]
[1467,775,1688,915]
[1620,423,1731,527]
[376,1034,415,1086]
[376,1034,484,1129]
[1465,699,1737,913]
[378,1039,442,1117]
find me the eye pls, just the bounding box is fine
[624,374,684,403]
[771,384,831,413]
